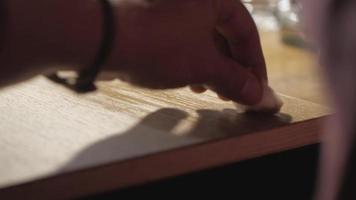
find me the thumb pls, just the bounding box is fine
[210,56,263,105]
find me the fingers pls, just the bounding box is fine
[189,84,231,101]
[217,94,230,101]
[209,56,263,105]
[216,0,267,80]
[190,85,207,93]
[189,54,264,104]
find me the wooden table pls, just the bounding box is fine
[0,75,329,199]
[0,15,330,198]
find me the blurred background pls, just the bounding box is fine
[243,0,326,105]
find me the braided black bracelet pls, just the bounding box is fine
[47,0,115,93]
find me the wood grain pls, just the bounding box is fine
[0,76,329,199]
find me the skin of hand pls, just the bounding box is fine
[104,0,268,105]
[1,0,103,85]
[1,0,267,106]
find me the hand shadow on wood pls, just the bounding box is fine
[61,108,292,172]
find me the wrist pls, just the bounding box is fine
[48,0,116,93]
[2,0,102,74]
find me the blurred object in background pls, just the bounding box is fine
[274,0,308,48]
[242,0,280,31]
[243,0,308,49]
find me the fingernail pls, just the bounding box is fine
[240,75,263,105]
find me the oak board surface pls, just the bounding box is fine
[0,76,329,199]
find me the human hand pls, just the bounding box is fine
[105,0,267,105]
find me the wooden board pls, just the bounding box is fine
[0,76,329,199]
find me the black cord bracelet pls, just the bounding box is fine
[47,0,115,93]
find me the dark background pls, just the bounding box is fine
[84,144,319,200]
